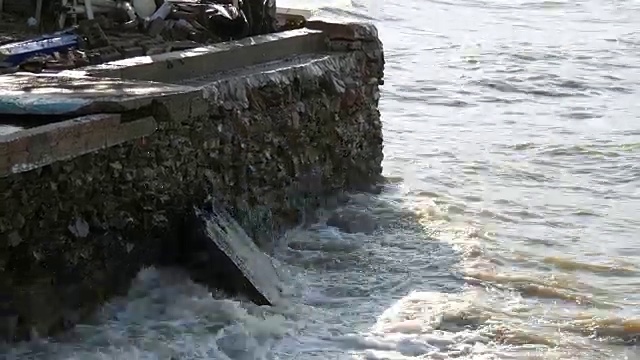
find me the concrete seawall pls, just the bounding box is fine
[0,20,384,341]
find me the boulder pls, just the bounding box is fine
[327,208,377,235]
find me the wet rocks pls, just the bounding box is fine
[327,208,378,235]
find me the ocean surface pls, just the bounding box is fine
[5,0,640,358]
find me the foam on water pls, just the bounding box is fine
[3,266,297,360]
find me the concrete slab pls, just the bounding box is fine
[185,204,285,306]
[73,28,327,83]
[0,72,200,116]
[277,7,313,18]
[0,124,23,136]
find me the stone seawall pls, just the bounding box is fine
[0,21,384,341]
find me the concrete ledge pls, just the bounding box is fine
[74,28,328,83]
[306,20,380,41]
[0,73,201,116]
[0,114,157,177]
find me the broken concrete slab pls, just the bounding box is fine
[0,124,22,136]
[0,72,201,116]
[182,203,284,306]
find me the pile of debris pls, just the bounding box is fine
[0,0,279,73]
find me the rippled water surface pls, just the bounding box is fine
[6,0,640,358]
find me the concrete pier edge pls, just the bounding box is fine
[0,19,385,342]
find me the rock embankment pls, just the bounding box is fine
[0,20,384,342]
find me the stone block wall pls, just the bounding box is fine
[0,21,384,341]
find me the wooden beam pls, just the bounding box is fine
[35,0,43,25]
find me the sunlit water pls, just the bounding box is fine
[5,0,640,358]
